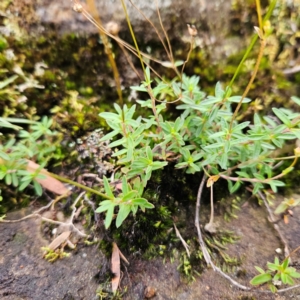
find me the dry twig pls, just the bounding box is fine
[1,192,88,237]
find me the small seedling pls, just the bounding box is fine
[250,257,300,293]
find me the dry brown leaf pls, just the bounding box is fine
[44,231,71,255]
[26,160,69,195]
[111,242,121,294]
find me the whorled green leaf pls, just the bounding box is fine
[267,262,279,272]
[228,96,251,103]
[95,200,114,213]
[18,179,32,191]
[287,271,300,279]
[229,180,241,194]
[254,266,266,274]
[122,190,138,202]
[268,283,277,293]
[103,176,114,198]
[252,182,264,194]
[116,204,131,228]
[215,81,224,99]
[280,272,292,285]
[99,130,120,142]
[5,173,12,185]
[250,273,272,285]
[272,108,291,127]
[282,258,290,270]
[0,75,18,89]
[33,180,43,196]
[104,205,115,229]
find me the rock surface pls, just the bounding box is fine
[2,195,300,299]
[35,0,231,40]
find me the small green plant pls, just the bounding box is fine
[97,74,300,227]
[0,116,59,196]
[250,257,300,293]
[95,176,154,228]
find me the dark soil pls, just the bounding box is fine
[2,195,300,300]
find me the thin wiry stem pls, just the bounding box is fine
[128,1,171,62]
[180,37,194,81]
[86,0,123,105]
[258,190,290,258]
[227,0,277,91]
[194,175,300,293]
[120,0,146,80]
[229,35,266,132]
[255,0,263,31]
[155,0,173,62]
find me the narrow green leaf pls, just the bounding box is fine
[0,151,10,160]
[122,176,129,195]
[109,138,126,148]
[99,112,120,121]
[252,182,263,194]
[291,96,300,106]
[254,266,266,274]
[112,149,127,157]
[268,283,277,293]
[236,171,250,178]
[174,60,184,67]
[208,107,219,123]
[175,162,189,169]
[146,146,153,161]
[232,121,250,132]
[229,181,241,194]
[145,165,152,175]
[215,82,224,99]
[274,202,288,215]
[0,118,22,130]
[130,85,148,92]
[228,96,251,103]
[5,173,12,185]
[0,75,18,89]
[288,271,300,279]
[125,104,136,121]
[134,198,154,209]
[281,273,288,285]
[99,130,120,142]
[18,179,32,191]
[267,262,279,272]
[151,161,168,170]
[282,258,290,269]
[11,172,18,187]
[284,274,294,285]
[95,200,114,213]
[103,176,114,198]
[220,153,228,169]
[272,108,291,127]
[204,143,223,149]
[113,103,123,115]
[122,190,138,202]
[104,205,115,229]
[250,273,272,285]
[131,205,138,215]
[116,204,131,228]
[209,131,225,139]
[33,180,43,196]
